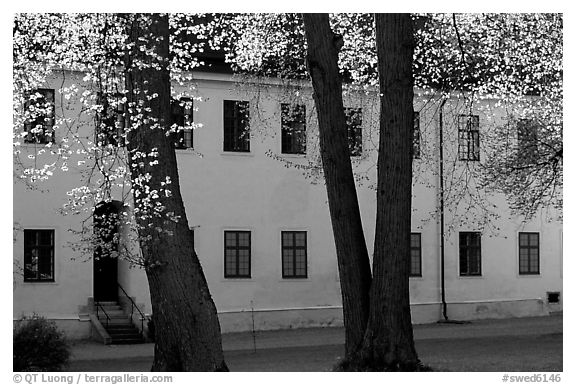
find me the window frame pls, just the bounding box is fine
[413,111,421,159]
[410,232,422,277]
[517,119,539,161]
[223,100,250,153]
[23,229,55,283]
[519,232,540,275]
[344,107,363,157]
[281,103,307,155]
[459,231,482,277]
[458,115,480,161]
[171,97,194,150]
[24,88,55,145]
[95,92,126,147]
[281,231,308,279]
[223,230,251,279]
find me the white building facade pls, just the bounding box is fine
[13,70,563,339]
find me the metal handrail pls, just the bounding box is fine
[117,282,147,336]
[95,302,111,328]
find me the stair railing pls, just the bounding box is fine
[95,302,111,328]
[117,282,147,337]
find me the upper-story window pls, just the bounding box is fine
[413,111,421,159]
[171,98,193,149]
[517,119,539,161]
[24,89,55,144]
[223,100,250,152]
[95,93,125,147]
[281,104,306,155]
[344,107,362,157]
[24,229,55,282]
[458,114,480,161]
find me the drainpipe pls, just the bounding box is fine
[439,97,449,321]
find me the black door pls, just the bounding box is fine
[93,202,119,302]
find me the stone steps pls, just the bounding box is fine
[96,301,145,344]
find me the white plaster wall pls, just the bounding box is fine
[13,71,562,334]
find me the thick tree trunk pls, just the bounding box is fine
[124,14,227,371]
[302,14,372,357]
[355,13,420,371]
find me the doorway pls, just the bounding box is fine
[93,201,120,302]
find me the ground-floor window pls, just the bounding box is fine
[281,231,307,278]
[410,233,422,277]
[519,232,540,275]
[24,229,55,282]
[224,231,251,278]
[459,232,481,276]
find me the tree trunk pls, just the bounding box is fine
[302,14,372,358]
[355,13,420,371]
[124,13,227,371]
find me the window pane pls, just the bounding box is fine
[294,232,306,247]
[519,233,529,246]
[238,232,250,247]
[225,232,236,247]
[410,233,421,248]
[282,232,293,247]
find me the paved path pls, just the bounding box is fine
[69,314,562,363]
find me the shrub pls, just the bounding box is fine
[13,315,70,371]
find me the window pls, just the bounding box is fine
[24,229,55,282]
[281,231,307,278]
[95,93,125,147]
[281,104,306,154]
[410,233,422,277]
[517,119,539,161]
[458,115,480,161]
[345,108,362,156]
[171,98,193,149]
[224,231,251,278]
[519,232,539,275]
[413,111,421,159]
[24,89,55,144]
[459,232,481,276]
[223,100,250,152]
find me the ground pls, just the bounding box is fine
[67,314,562,372]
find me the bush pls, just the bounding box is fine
[13,315,70,371]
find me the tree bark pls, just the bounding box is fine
[302,14,373,358]
[355,13,420,370]
[124,13,227,371]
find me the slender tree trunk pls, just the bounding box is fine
[355,13,420,370]
[124,13,227,371]
[302,14,372,357]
